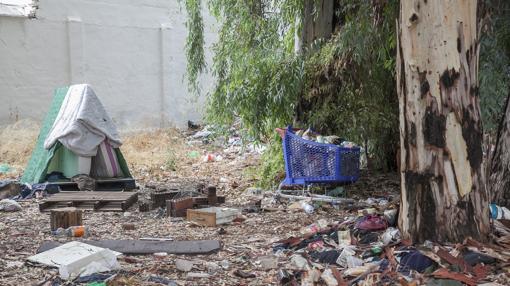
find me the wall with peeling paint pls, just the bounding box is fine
[0,0,216,130]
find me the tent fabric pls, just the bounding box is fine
[90,141,124,178]
[21,87,69,184]
[44,84,122,157]
[21,85,132,184]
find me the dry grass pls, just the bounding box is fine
[0,122,206,180]
[0,122,258,197]
[0,119,40,178]
[120,128,201,174]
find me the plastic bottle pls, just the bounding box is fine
[65,226,89,237]
[301,201,314,214]
[490,203,510,220]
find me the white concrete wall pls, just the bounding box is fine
[0,0,216,130]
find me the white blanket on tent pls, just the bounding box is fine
[44,84,122,157]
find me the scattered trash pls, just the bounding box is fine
[384,209,398,226]
[148,275,178,286]
[153,252,168,257]
[381,227,401,245]
[52,225,90,237]
[325,186,345,197]
[191,129,212,139]
[0,199,22,212]
[355,215,388,231]
[321,268,338,286]
[336,245,358,268]
[490,203,510,220]
[301,201,315,214]
[338,229,351,246]
[202,154,223,162]
[397,248,436,273]
[290,254,310,271]
[28,241,120,280]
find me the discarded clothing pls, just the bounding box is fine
[75,272,115,283]
[309,250,341,264]
[44,84,122,157]
[17,182,59,199]
[45,171,67,182]
[352,229,380,245]
[355,215,388,231]
[148,276,177,286]
[462,250,496,266]
[398,249,436,273]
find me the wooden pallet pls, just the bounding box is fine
[39,191,138,212]
[47,178,136,192]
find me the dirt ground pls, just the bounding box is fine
[1,122,509,286]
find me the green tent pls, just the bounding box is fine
[21,87,131,184]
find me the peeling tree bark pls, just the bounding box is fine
[397,0,489,243]
[489,92,510,207]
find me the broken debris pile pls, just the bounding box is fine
[269,201,510,285]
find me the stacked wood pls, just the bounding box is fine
[50,207,82,231]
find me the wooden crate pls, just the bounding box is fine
[186,207,240,226]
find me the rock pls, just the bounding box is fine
[121,223,135,230]
[0,181,21,200]
[257,256,278,270]
[186,272,210,279]
[290,255,310,271]
[0,199,22,212]
[205,261,220,274]
[234,269,256,278]
[175,259,194,272]
[220,260,230,270]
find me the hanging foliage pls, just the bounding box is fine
[479,0,510,132]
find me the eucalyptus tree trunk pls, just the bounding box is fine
[296,0,334,53]
[489,92,510,207]
[397,0,489,242]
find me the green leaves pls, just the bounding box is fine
[184,0,206,94]
[479,0,510,132]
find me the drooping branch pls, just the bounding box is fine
[184,0,206,93]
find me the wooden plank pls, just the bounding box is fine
[47,178,136,192]
[37,240,221,255]
[150,191,180,208]
[192,196,226,206]
[39,192,138,212]
[50,207,82,231]
[167,198,194,217]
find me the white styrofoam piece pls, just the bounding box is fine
[28,241,120,280]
